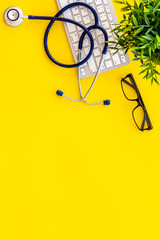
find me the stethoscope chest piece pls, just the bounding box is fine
[4,7,24,27]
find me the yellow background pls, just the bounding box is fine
[0,0,160,239]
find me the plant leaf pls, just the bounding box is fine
[132,15,138,26]
[134,26,144,35]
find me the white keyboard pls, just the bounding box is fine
[56,0,130,78]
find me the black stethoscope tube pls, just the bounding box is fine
[79,24,108,54]
[28,15,94,68]
[4,2,110,105]
[28,2,108,68]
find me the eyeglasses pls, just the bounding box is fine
[121,73,153,131]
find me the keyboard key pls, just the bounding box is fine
[96,56,101,66]
[78,1,85,9]
[105,60,113,68]
[100,13,107,21]
[102,21,109,29]
[63,9,73,20]
[73,43,78,51]
[83,16,91,24]
[66,23,76,33]
[70,33,79,43]
[74,15,82,22]
[83,38,89,47]
[71,7,79,15]
[94,40,98,48]
[108,31,112,37]
[79,31,83,36]
[103,0,108,4]
[81,49,86,59]
[112,53,121,65]
[110,22,115,29]
[119,49,124,55]
[110,49,116,54]
[98,35,105,44]
[96,29,103,36]
[108,14,113,21]
[91,14,95,20]
[100,62,106,70]
[99,45,103,52]
[104,52,110,60]
[81,62,87,67]
[77,26,82,31]
[63,9,76,33]
[106,5,110,13]
[80,68,86,76]
[84,47,90,55]
[93,48,101,57]
[108,37,114,42]
[95,0,102,5]
[86,0,93,3]
[91,32,96,40]
[90,3,95,9]
[86,24,91,28]
[96,57,105,69]
[88,56,97,73]
[81,9,88,17]
[60,0,68,7]
[121,55,126,63]
[97,5,105,13]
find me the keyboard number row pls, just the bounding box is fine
[60,0,109,8]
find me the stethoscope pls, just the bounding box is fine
[4,2,110,106]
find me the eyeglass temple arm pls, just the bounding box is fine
[138,92,153,129]
[122,78,135,89]
[126,74,140,93]
[140,112,153,130]
[141,112,146,130]
[143,111,153,129]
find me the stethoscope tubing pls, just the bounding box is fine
[79,25,108,54]
[28,15,94,68]
[27,2,109,105]
[6,2,110,105]
[28,2,102,69]
[63,53,105,104]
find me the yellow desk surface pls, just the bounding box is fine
[0,1,160,239]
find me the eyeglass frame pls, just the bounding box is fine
[121,73,153,131]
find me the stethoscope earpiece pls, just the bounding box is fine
[4,7,25,27]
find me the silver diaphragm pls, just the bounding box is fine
[4,7,24,27]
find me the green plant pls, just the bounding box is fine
[108,0,160,84]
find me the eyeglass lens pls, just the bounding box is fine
[132,105,148,130]
[121,77,138,101]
